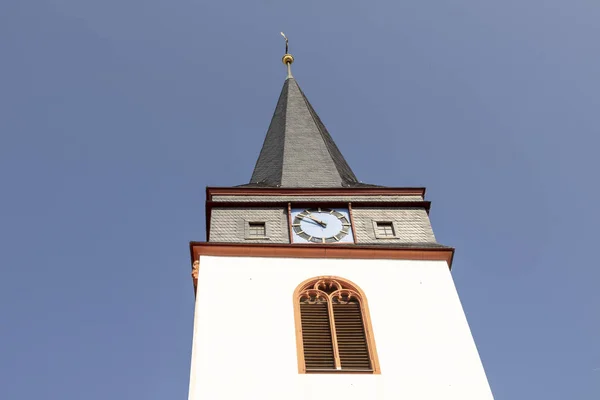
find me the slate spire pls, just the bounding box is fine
[248,42,366,188]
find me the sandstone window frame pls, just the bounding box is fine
[293,276,380,374]
[244,220,269,240]
[373,220,398,239]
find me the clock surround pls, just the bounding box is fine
[290,207,355,244]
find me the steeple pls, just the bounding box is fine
[188,35,493,400]
[247,36,371,188]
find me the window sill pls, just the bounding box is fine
[244,237,270,240]
[304,369,375,374]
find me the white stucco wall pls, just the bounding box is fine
[188,256,493,400]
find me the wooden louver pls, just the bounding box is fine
[300,302,335,370]
[333,298,371,370]
[298,279,373,372]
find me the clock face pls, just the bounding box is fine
[291,207,354,244]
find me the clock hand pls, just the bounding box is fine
[306,215,327,227]
[304,219,325,228]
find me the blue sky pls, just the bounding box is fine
[1,1,599,398]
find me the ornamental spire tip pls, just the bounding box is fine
[280,32,294,79]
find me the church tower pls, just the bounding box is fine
[188,41,494,399]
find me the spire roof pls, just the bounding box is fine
[247,77,374,188]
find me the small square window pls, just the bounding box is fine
[248,222,266,237]
[375,222,395,238]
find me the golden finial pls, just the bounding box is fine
[280,32,294,78]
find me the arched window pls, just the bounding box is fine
[293,276,380,374]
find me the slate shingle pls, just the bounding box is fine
[249,78,369,188]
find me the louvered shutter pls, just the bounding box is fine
[332,300,372,370]
[300,302,336,371]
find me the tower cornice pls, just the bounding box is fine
[189,241,454,291]
[206,186,427,200]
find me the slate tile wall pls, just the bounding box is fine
[352,208,436,243]
[209,208,289,243]
[209,206,436,244]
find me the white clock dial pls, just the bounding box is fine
[291,208,353,243]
